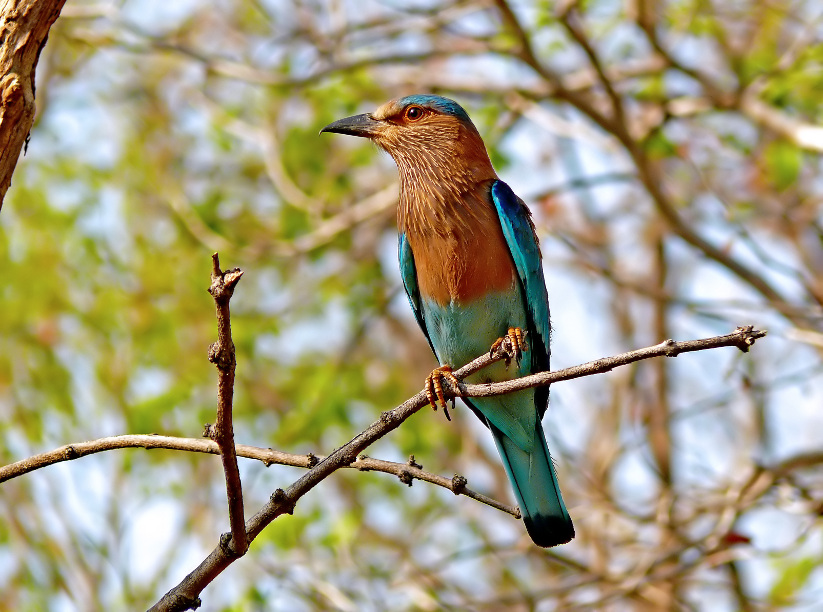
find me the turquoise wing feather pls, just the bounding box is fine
[488,179,573,546]
[490,180,551,408]
[398,232,438,358]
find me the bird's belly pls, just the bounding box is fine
[422,289,538,451]
[422,290,532,380]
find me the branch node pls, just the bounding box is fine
[218,532,243,559]
[306,453,319,468]
[64,445,78,460]
[398,470,414,486]
[408,455,422,469]
[734,325,767,353]
[355,455,371,470]
[164,594,202,611]
[208,340,236,371]
[270,488,295,514]
[451,473,468,495]
[203,423,216,439]
[208,253,244,303]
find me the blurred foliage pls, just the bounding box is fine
[1,0,823,610]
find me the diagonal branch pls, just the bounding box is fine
[557,6,626,126]
[149,325,766,611]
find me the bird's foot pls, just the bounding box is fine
[425,365,460,421]
[489,327,528,367]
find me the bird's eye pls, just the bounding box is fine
[405,106,424,121]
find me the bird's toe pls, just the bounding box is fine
[425,365,460,421]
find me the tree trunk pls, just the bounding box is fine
[0,0,65,210]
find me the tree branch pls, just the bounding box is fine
[449,326,766,400]
[557,6,626,126]
[205,253,247,556]
[0,435,520,516]
[491,4,804,328]
[149,325,766,611]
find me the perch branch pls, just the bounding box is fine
[449,326,767,400]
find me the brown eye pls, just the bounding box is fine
[405,106,424,121]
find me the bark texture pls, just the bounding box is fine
[0,0,65,209]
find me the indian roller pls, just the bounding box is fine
[321,95,574,547]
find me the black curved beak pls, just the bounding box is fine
[320,113,384,138]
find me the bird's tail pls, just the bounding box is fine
[489,419,574,547]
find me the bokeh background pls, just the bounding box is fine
[2,0,823,609]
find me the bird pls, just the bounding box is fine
[321,94,574,547]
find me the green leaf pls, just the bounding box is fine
[764,139,802,191]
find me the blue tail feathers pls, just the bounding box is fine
[488,418,574,547]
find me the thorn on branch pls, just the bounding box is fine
[408,455,422,469]
[451,474,468,495]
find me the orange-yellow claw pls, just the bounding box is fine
[508,327,527,362]
[425,365,460,420]
[490,327,528,364]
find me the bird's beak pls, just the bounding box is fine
[320,113,384,138]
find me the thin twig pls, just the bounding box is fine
[558,7,626,125]
[206,253,247,556]
[0,437,519,517]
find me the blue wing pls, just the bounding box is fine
[490,180,551,411]
[398,232,438,357]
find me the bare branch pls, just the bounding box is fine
[206,253,247,556]
[557,7,626,126]
[0,436,519,517]
[449,327,767,401]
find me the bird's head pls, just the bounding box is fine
[321,95,496,186]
